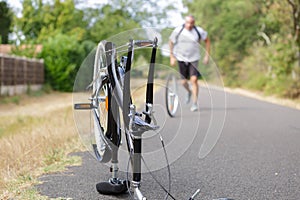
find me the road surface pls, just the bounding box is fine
[36,84,300,200]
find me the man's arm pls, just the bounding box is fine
[203,37,210,65]
[169,40,176,66]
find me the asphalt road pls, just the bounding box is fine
[36,84,300,200]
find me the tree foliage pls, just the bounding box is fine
[87,5,140,42]
[185,0,260,80]
[15,0,87,43]
[107,0,174,27]
[0,1,13,44]
[9,0,172,91]
[185,0,300,97]
[7,0,299,97]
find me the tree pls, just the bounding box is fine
[15,0,87,43]
[0,1,13,44]
[14,0,43,41]
[106,0,175,27]
[184,0,260,84]
[287,0,300,68]
[13,0,95,91]
[259,1,295,75]
[38,0,87,42]
[12,0,177,91]
[87,5,140,43]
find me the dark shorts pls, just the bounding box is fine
[178,61,201,79]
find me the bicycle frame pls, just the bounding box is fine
[105,38,159,200]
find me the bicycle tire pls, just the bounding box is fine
[165,74,179,117]
[92,41,112,163]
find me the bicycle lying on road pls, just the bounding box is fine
[74,37,228,200]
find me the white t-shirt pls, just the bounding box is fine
[170,26,207,62]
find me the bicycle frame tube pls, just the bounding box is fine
[118,38,158,199]
[134,38,158,186]
[145,37,158,123]
[105,42,121,162]
[123,39,133,133]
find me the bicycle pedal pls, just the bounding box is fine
[74,103,95,110]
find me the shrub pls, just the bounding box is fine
[40,33,86,92]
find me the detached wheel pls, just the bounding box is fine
[165,74,179,117]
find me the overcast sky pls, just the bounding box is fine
[6,0,187,27]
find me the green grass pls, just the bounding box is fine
[0,116,43,138]
[0,84,53,105]
[26,84,53,97]
[43,149,82,174]
[0,92,83,199]
[0,95,21,105]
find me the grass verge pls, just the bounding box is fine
[0,92,85,200]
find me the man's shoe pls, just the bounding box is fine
[190,103,198,112]
[185,91,192,104]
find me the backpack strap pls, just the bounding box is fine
[174,24,185,45]
[174,24,201,45]
[193,26,201,42]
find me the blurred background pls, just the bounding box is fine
[0,0,300,199]
[0,0,299,97]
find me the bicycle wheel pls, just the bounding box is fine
[92,41,112,163]
[165,74,179,117]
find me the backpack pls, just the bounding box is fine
[174,24,201,45]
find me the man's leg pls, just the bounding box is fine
[189,61,200,111]
[178,61,192,103]
[190,75,198,104]
[181,78,190,92]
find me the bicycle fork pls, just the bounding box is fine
[127,105,146,200]
[132,138,146,200]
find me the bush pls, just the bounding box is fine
[285,80,300,99]
[39,33,87,92]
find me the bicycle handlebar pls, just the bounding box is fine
[134,39,157,47]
